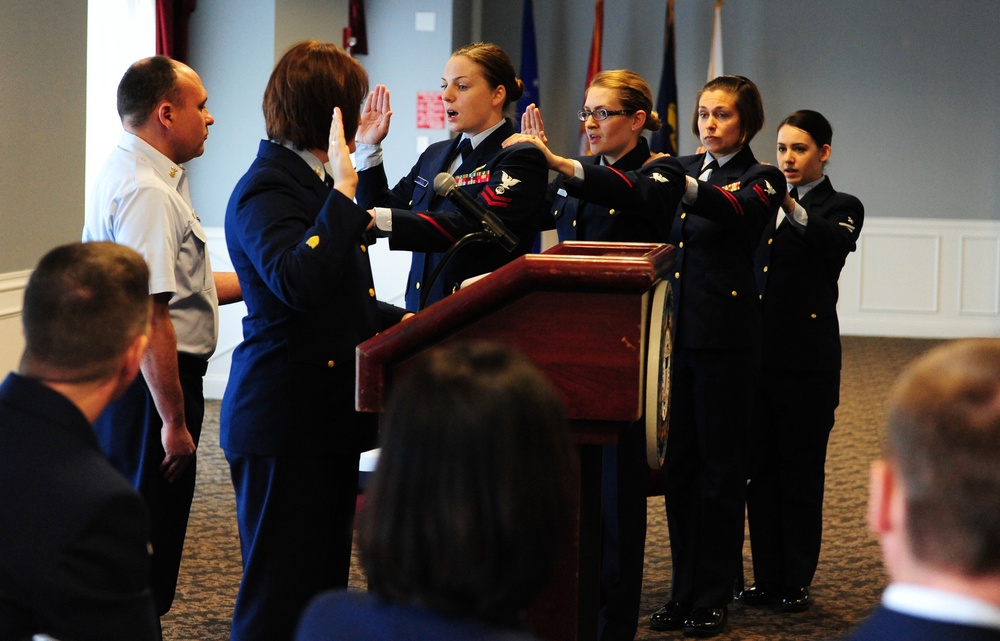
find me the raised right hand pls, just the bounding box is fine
[356,84,393,145]
[328,107,358,199]
[519,103,548,145]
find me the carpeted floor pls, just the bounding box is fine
[161,336,946,641]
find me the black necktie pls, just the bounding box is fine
[699,159,719,181]
[324,174,334,189]
[789,187,799,201]
[451,138,472,171]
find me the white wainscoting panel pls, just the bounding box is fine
[858,230,940,313]
[0,270,30,375]
[959,235,1000,315]
[204,228,244,400]
[837,217,1000,338]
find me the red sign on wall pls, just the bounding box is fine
[416,91,444,129]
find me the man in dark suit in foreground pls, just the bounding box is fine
[847,338,1000,640]
[0,242,159,641]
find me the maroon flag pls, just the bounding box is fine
[155,0,196,62]
[349,0,368,55]
[579,0,604,155]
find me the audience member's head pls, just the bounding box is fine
[869,338,1000,590]
[358,342,577,626]
[20,242,150,394]
[117,55,214,163]
[263,40,368,152]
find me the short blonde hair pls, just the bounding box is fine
[589,69,661,131]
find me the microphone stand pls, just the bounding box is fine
[418,230,494,311]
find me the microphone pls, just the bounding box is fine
[433,173,519,252]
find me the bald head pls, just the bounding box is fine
[117,55,181,129]
[115,56,214,164]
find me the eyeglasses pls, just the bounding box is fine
[577,108,633,122]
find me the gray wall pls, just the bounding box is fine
[0,1,87,273]
[185,0,352,228]
[1,0,998,274]
[482,0,1000,225]
[191,0,998,229]
[354,0,456,184]
[185,2,275,229]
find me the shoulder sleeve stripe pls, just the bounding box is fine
[481,186,512,208]
[711,184,744,217]
[416,212,457,243]
[608,167,634,188]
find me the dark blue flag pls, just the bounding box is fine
[516,0,540,127]
[650,0,678,155]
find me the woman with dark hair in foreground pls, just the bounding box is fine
[295,342,577,641]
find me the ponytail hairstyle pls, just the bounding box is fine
[452,42,524,109]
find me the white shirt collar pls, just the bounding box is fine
[464,118,506,150]
[276,140,328,181]
[790,175,825,200]
[120,131,186,190]
[883,583,1000,630]
[704,148,740,170]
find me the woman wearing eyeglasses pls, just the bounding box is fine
[505,69,685,641]
[508,70,672,245]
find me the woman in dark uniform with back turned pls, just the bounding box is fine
[647,75,784,638]
[222,41,408,641]
[742,110,864,613]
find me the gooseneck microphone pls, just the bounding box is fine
[433,173,519,252]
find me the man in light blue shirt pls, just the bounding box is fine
[82,55,239,622]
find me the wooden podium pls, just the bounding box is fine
[356,241,676,641]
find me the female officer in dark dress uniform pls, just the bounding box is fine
[742,110,864,613]
[646,75,785,637]
[353,42,551,311]
[222,41,407,641]
[510,69,669,641]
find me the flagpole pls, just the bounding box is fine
[708,0,723,81]
[580,0,604,155]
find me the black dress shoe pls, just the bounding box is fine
[739,584,777,607]
[649,600,692,631]
[779,586,811,612]
[683,606,727,637]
